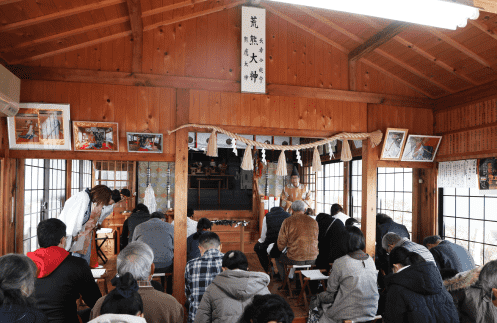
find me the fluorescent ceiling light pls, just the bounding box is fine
[268,0,480,30]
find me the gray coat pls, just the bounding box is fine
[194,270,270,323]
[132,218,174,269]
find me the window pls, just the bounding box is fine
[23,159,66,254]
[302,166,316,211]
[441,188,497,266]
[377,167,413,235]
[94,161,135,190]
[350,159,362,224]
[71,160,93,195]
[315,162,344,214]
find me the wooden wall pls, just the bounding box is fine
[24,8,424,98]
[435,97,497,161]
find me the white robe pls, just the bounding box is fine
[58,190,91,252]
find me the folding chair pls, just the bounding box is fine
[152,272,173,292]
[297,269,329,307]
[281,264,313,297]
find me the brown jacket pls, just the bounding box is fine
[90,286,183,323]
[277,212,319,261]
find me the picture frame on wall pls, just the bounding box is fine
[401,135,442,162]
[127,132,163,153]
[73,121,119,152]
[7,103,71,150]
[380,128,408,160]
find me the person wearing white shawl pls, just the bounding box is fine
[58,185,112,265]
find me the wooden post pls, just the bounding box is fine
[66,159,72,200]
[240,225,245,252]
[412,170,420,243]
[343,161,350,214]
[15,159,25,254]
[361,140,378,258]
[172,89,188,305]
[418,168,438,241]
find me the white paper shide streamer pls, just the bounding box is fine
[296,150,303,166]
[144,183,157,213]
[231,138,237,156]
[262,148,267,165]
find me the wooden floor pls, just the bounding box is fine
[96,250,308,323]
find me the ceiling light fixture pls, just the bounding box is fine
[267,0,480,30]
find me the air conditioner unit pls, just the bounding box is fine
[0,65,20,117]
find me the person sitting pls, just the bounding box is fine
[311,226,379,323]
[383,246,459,323]
[423,235,476,273]
[446,260,497,323]
[121,204,150,250]
[187,218,212,261]
[330,204,349,225]
[276,200,319,283]
[382,232,435,264]
[132,211,174,293]
[305,208,316,220]
[376,213,410,273]
[194,250,270,323]
[185,232,224,323]
[27,218,102,323]
[254,206,291,273]
[345,217,360,227]
[239,294,294,323]
[172,208,198,238]
[89,273,145,323]
[315,212,346,271]
[0,254,47,323]
[90,242,183,323]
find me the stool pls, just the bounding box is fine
[281,264,313,298]
[152,272,173,292]
[343,315,382,323]
[297,269,328,307]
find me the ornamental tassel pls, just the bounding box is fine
[312,147,322,173]
[369,130,383,148]
[276,151,287,176]
[206,130,218,157]
[341,140,352,162]
[241,145,253,171]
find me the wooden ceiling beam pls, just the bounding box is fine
[126,0,143,74]
[9,65,434,108]
[0,0,22,5]
[468,19,497,42]
[428,28,492,68]
[142,0,208,18]
[260,3,348,53]
[0,17,130,53]
[434,76,497,110]
[348,22,409,62]
[0,0,126,33]
[11,31,132,64]
[143,0,246,31]
[361,59,436,98]
[358,16,479,85]
[297,8,455,94]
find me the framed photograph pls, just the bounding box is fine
[7,103,71,150]
[479,157,497,190]
[127,132,163,153]
[380,128,408,160]
[401,135,442,162]
[73,121,118,152]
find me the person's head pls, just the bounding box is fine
[197,218,212,232]
[342,225,366,254]
[150,211,165,220]
[117,242,154,281]
[376,213,393,225]
[132,203,150,214]
[382,232,402,254]
[198,231,222,256]
[240,294,294,323]
[315,213,329,223]
[187,208,194,218]
[330,203,343,216]
[120,189,131,198]
[477,260,497,296]
[222,250,248,271]
[90,185,113,206]
[345,218,360,227]
[389,246,426,273]
[0,254,37,306]
[305,208,314,216]
[291,200,306,213]
[37,218,66,248]
[110,189,121,204]
[101,273,144,318]
[423,235,442,250]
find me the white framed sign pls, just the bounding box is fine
[241,6,266,94]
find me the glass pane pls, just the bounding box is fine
[443,196,455,216]
[469,220,484,243]
[485,198,497,220]
[470,197,484,220]
[484,245,497,265]
[444,216,456,239]
[456,196,469,218]
[455,217,469,240]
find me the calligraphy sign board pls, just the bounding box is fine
[241,6,266,94]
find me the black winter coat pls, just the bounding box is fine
[383,261,459,323]
[315,214,346,270]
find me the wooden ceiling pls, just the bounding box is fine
[1,0,497,100]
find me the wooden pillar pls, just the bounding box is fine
[412,170,420,243]
[418,168,438,241]
[66,159,72,200]
[15,159,25,254]
[172,89,188,304]
[343,161,350,213]
[361,141,378,257]
[1,158,17,255]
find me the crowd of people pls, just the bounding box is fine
[1,183,496,323]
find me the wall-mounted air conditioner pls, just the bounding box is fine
[0,65,20,117]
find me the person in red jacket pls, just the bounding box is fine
[27,218,101,323]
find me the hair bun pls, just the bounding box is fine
[111,273,139,299]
